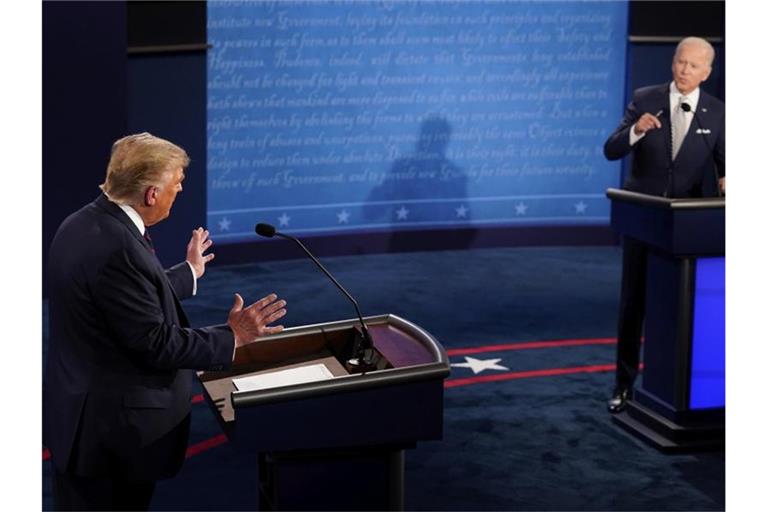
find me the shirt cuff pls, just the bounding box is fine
[186,261,197,296]
[629,124,646,146]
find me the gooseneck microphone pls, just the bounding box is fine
[681,102,723,198]
[254,223,378,371]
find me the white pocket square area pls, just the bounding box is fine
[696,128,712,134]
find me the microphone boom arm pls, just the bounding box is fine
[254,222,379,370]
[274,231,373,349]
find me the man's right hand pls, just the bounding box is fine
[228,293,287,347]
[633,112,662,136]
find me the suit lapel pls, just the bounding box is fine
[93,194,189,325]
[658,84,674,165]
[693,92,712,132]
[679,91,711,157]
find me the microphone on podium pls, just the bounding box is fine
[254,223,380,372]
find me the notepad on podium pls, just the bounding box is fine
[232,363,335,392]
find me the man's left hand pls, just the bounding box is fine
[186,227,215,278]
[719,177,725,194]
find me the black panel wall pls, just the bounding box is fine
[42,1,128,294]
[629,1,725,39]
[43,1,207,283]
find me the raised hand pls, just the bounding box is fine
[186,227,215,278]
[633,112,663,136]
[227,293,287,347]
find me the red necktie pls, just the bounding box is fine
[143,230,155,254]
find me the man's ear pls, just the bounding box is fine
[144,186,157,207]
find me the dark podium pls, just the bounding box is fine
[607,188,725,451]
[198,314,450,510]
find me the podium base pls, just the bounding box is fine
[612,399,724,453]
[258,446,406,511]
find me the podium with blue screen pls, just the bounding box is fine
[607,188,724,451]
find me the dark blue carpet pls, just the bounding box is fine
[42,246,724,510]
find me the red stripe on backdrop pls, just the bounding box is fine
[444,363,616,388]
[43,448,50,460]
[446,338,617,357]
[185,434,228,458]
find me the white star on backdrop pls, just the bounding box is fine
[574,201,588,214]
[395,206,410,220]
[337,210,350,224]
[277,213,291,227]
[218,217,231,231]
[451,356,509,375]
[455,204,469,218]
[514,202,528,215]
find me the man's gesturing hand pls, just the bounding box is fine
[633,112,662,136]
[228,293,287,347]
[186,227,215,278]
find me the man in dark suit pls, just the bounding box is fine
[603,37,725,413]
[44,133,288,510]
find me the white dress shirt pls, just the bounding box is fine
[115,202,197,296]
[629,81,700,146]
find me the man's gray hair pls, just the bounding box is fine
[675,36,715,67]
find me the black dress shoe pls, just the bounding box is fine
[607,387,632,413]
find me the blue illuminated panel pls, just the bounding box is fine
[206,1,629,242]
[689,257,725,409]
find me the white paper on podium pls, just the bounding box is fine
[232,363,335,392]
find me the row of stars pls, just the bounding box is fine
[216,201,591,231]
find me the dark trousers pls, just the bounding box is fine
[615,236,647,390]
[52,471,155,511]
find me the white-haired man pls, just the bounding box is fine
[603,37,725,413]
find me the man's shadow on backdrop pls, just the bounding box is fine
[364,115,477,251]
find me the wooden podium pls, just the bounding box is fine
[198,314,450,510]
[607,188,725,451]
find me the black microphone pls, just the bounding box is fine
[254,223,379,371]
[681,102,722,198]
[255,223,276,237]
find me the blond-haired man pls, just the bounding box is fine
[44,133,287,510]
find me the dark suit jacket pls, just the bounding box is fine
[44,194,234,480]
[604,82,725,198]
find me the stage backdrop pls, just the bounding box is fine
[207,1,628,243]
